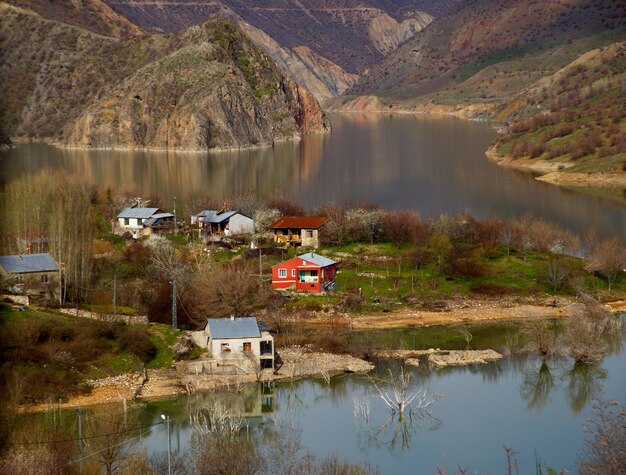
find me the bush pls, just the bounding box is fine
[118,326,157,363]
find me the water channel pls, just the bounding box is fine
[1,114,625,239]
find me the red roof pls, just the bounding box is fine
[270,216,329,229]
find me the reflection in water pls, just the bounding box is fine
[2,114,625,238]
[562,364,607,415]
[520,360,555,410]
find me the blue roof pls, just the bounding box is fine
[298,252,336,268]
[0,253,59,273]
[195,210,240,223]
[117,207,161,219]
[205,317,261,339]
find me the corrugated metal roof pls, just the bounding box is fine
[205,317,261,339]
[0,253,59,273]
[151,213,174,219]
[298,252,337,267]
[270,216,329,229]
[117,207,161,219]
[196,210,239,223]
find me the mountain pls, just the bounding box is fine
[96,0,462,100]
[349,0,625,104]
[0,3,329,150]
[6,0,143,37]
[488,42,626,190]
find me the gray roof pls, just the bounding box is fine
[196,210,239,224]
[117,207,161,219]
[298,252,337,268]
[205,317,261,339]
[0,253,59,273]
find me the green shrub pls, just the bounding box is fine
[118,327,157,363]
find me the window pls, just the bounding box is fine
[124,218,130,226]
[278,268,287,278]
[243,342,252,352]
[291,269,296,277]
[220,343,231,353]
[260,340,272,355]
[137,218,143,226]
[41,274,49,283]
[305,230,313,238]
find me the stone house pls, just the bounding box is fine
[0,253,61,303]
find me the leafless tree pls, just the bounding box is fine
[578,397,626,474]
[190,263,273,325]
[563,293,621,364]
[383,211,420,248]
[346,208,384,244]
[585,236,626,291]
[521,318,558,359]
[369,366,439,415]
[545,257,571,293]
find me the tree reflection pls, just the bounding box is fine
[562,364,607,414]
[356,408,441,455]
[520,361,555,410]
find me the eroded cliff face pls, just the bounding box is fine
[1,4,329,150]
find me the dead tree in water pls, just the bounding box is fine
[370,366,439,415]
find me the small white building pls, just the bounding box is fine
[115,207,174,239]
[192,210,254,238]
[205,317,274,370]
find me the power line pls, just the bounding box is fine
[5,421,163,446]
[67,424,158,466]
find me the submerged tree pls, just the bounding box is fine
[369,366,439,415]
[563,293,621,364]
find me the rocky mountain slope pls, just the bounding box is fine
[488,42,626,190]
[0,3,329,150]
[97,0,460,100]
[350,0,625,103]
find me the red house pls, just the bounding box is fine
[271,252,337,293]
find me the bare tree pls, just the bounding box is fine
[585,236,626,291]
[190,263,272,325]
[521,318,557,359]
[578,397,626,474]
[369,366,439,415]
[563,293,621,364]
[545,257,571,293]
[383,211,420,248]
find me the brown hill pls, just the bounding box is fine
[350,0,626,101]
[6,0,142,37]
[0,3,329,150]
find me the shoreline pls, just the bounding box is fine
[485,145,626,190]
[18,298,626,413]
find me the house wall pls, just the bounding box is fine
[208,332,274,363]
[6,271,61,301]
[301,229,320,247]
[272,257,336,293]
[225,214,254,235]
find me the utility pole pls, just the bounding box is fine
[112,272,117,315]
[76,406,83,470]
[161,414,171,475]
[259,248,262,280]
[171,277,177,329]
[173,196,177,235]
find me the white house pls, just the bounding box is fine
[204,317,274,370]
[192,210,254,238]
[115,207,174,239]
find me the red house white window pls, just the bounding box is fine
[291,269,296,277]
[278,268,287,278]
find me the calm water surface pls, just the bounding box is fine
[1,114,624,238]
[21,321,626,474]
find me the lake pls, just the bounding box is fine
[1,114,624,239]
[19,319,626,474]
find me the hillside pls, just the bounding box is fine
[488,42,626,190]
[349,0,625,104]
[0,3,329,150]
[96,0,463,100]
